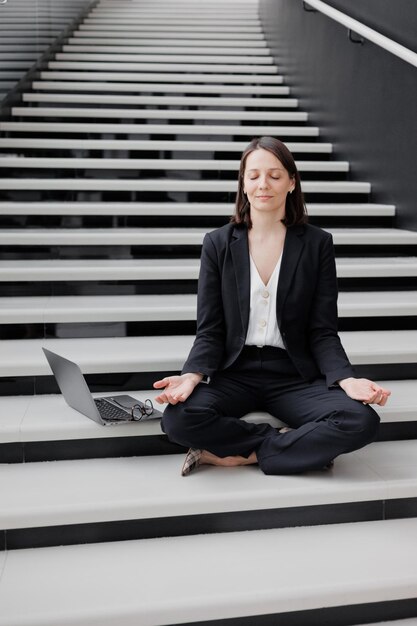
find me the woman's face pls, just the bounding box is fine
[243,148,295,217]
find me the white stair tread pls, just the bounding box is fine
[2,227,415,246]
[23,92,296,106]
[0,202,394,216]
[33,80,290,94]
[0,291,415,324]
[47,61,277,74]
[0,518,417,625]
[0,157,343,171]
[0,180,367,193]
[40,71,281,83]
[0,378,413,445]
[2,440,417,530]
[76,24,263,33]
[0,331,416,377]
[61,45,271,56]
[73,31,265,40]
[66,37,268,47]
[12,107,307,121]
[1,257,416,281]
[83,16,261,23]
[0,121,316,135]
[54,52,273,64]
[0,138,329,151]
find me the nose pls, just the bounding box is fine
[258,175,269,189]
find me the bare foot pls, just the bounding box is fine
[200,450,257,467]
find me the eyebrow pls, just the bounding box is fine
[246,167,284,172]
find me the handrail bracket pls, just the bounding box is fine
[348,29,365,45]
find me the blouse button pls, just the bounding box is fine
[260,320,267,327]
[262,290,269,298]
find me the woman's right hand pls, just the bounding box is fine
[153,372,203,405]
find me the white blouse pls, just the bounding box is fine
[245,253,286,350]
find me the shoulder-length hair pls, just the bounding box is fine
[231,136,308,229]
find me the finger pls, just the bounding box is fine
[153,378,169,389]
[154,394,167,404]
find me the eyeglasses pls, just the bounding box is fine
[131,398,154,421]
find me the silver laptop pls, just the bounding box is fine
[43,348,162,426]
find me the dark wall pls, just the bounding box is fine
[260,0,417,230]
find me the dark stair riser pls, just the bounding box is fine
[2,498,417,551]
[1,364,417,397]
[1,278,416,297]
[3,316,417,341]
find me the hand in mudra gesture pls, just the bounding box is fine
[153,372,203,405]
[338,377,391,406]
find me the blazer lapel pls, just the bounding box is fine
[276,225,305,326]
[230,226,250,333]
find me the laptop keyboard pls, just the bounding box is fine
[94,399,131,421]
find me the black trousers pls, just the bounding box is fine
[161,346,380,475]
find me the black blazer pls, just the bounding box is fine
[182,222,355,387]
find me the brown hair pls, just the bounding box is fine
[231,136,308,229]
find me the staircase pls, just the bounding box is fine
[1,0,417,624]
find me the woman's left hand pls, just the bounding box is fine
[337,377,391,406]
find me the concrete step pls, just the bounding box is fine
[0,379,413,448]
[0,157,343,171]
[1,257,415,282]
[82,18,262,26]
[0,138,328,152]
[11,107,308,122]
[10,226,417,246]
[0,180,367,193]
[33,80,290,94]
[22,92,296,107]
[0,226,415,249]
[47,61,278,74]
[0,518,416,624]
[38,70,282,83]
[66,37,268,47]
[1,331,416,377]
[76,24,263,33]
[0,292,415,325]
[1,440,417,546]
[0,202,394,216]
[61,45,271,56]
[54,52,273,64]
[1,122,316,137]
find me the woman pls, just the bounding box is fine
[153,136,390,476]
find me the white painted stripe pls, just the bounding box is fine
[33,81,289,94]
[23,92,297,107]
[0,138,329,152]
[1,292,415,324]
[77,24,263,32]
[0,180,367,193]
[0,257,415,281]
[54,52,273,64]
[83,18,262,26]
[0,202,394,217]
[0,122,317,136]
[62,45,270,56]
[39,71,283,83]
[73,31,265,40]
[67,37,268,47]
[5,226,416,247]
[0,331,417,377]
[12,108,307,122]
[47,61,278,74]
[0,157,345,171]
